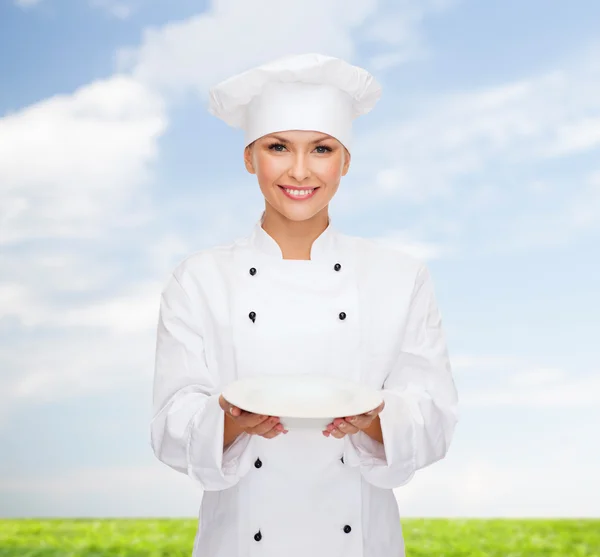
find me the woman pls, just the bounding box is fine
[151,53,459,557]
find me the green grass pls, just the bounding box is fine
[0,519,598,556]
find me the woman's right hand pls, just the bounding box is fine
[219,394,288,438]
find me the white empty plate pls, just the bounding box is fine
[222,373,383,430]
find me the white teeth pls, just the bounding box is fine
[284,188,314,196]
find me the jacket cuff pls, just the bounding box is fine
[187,394,254,491]
[378,389,416,469]
[343,390,416,476]
[344,429,387,466]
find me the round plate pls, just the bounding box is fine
[222,373,383,419]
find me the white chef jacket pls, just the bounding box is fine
[151,212,459,557]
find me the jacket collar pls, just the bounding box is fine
[249,210,339,262]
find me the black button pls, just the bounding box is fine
[339,312,346,320]
[254,458,262,469]
[249,267,257,276]
[343,525,352,534]
[334,263,341,271]
[340,455,344,464]
[249,311,256,322]
[254,531,262,541]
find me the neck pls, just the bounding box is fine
[261,207,330,260]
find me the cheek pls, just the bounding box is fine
[255,154,284,183]
[317,158,343,184]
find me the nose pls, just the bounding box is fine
[287,152,311,183]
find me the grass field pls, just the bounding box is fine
[0,518,598,556]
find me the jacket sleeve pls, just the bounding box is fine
[343,262,459,489]
[150,271,255,491]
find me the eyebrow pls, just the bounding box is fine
[267,134,333,144]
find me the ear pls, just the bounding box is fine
[244,144,256,174]
[341,148,351,176]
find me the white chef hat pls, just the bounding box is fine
[207,53,382,153]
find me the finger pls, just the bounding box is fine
[347,415,371,430]
[219,396,243,419]
[323,422,340,436]
[324,423,338,434]
[330,427,346,439]
[336,419,359,435]
[228,406,241,418]
[219,395,232,413]
[237,411,270,429]
[346,414,366,426]
[261,426,284,439]
[255,419,286,437]
[269,422,288,434]
[246,416,280,436]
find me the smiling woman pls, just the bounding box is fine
[243,129,350,258]
[150,52,459,557]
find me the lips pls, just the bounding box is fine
[278,185,319,200]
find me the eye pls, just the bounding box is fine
[268,142,286,152]
[315,145,333,154]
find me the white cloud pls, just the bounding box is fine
[0,71,169,423]
[0,462,204,517]
[569,170,600,228]
[341,43,600,255]
[0,324,156,431]
[370,231,448,260]
[362,73,552,199]
[117,0,371,96]
[396,450,600,517]
[451,354,521,372]
[14,0,42,7]
[450,354,599,408]
[0,74,167,245]
[361,0,455,71]
[356,45,600,201]
[461,371,600,408]
[115,0,453,99]
[486,167,600,253]
[509,367,566,387]
[90,0,136,19]
[369,51,416,72]
[60,281,162,333]
[0,283,31,323]
[15,0,136,17]
[0,464,163,496]
[0,274,165,425]
[541,116,600,157]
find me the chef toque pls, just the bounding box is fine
[207,53,382,153]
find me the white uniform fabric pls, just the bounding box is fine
[207,53,382,152]
[151,212,459,557]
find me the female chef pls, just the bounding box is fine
[151,53,459,557]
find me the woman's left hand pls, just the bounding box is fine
[322,401,385,438]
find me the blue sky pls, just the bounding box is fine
[1,0,599,518]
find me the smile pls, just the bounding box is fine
[278,186,319,200]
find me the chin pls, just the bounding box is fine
[283,207,326,222]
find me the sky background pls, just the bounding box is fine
[1,0,599,518]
